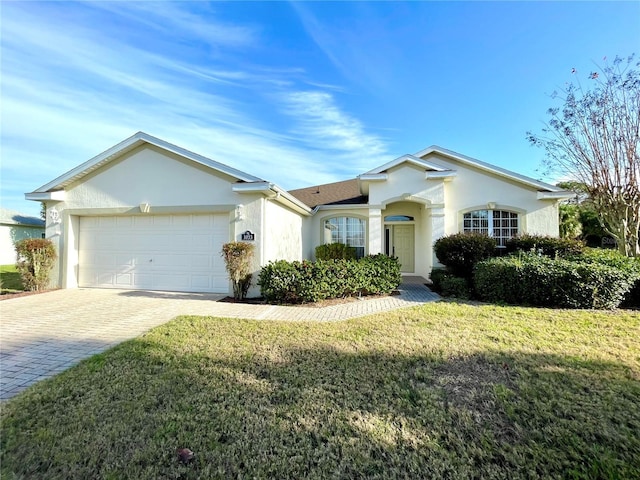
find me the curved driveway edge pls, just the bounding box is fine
[0,279,439,400]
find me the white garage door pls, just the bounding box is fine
[79,214,229,293]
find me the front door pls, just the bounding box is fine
[393,225,415,273]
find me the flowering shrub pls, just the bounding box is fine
[15,238,57,291]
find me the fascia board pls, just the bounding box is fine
[233,182,312,215]
[25,191,67,201]
[537,191,575,200]
[358,173,388,181]
[425,171,457,180]
[232,182,272,193]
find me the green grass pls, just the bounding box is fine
[0,264,23,293]
[2,302,639,479]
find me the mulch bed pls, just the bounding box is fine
[219,290,401,308]
[0,289,59,301]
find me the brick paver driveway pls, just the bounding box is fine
[0,289,226,400]
[1,281,438,400]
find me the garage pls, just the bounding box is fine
[78,213,230,293]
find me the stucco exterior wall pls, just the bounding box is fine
[421,153,560,238]
[0,224,45,264]
[368,164,445,207]
[64,145,240,209]
[263,199,303,263]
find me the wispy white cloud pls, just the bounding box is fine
[0,1,391,216]
[280,91,388,173]
[81,1,258,49]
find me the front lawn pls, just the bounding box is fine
[1,303,639,479]
[0,264,23,293]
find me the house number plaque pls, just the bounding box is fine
[241,230,255,241]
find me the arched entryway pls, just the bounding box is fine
[381,201,429,274]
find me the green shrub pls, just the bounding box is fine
[258,255,401,304]
[439,276,470,299]
[568,248,640,307]
[429,269,470,298]
[433,233,497,278]
[15,238,57,291]
[221,242,255,300]
[429,268,449,293]
[315,243,357,260]
[505,234,584,258]
[474,253,635,309]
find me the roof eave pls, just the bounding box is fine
[25,191,67,201]
[537,191,575,200]
[233,182,313,215]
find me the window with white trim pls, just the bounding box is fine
[463,209,518,247]
[324,217,366,258]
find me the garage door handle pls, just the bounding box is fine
[149,259,153,262]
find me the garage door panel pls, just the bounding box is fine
[115,254,134,266]
[191,254,211,268]
[116,273,133,287]
[191,215,213,227]
[192,275,211,289]
[116,216,133,228]
[191,234,213,252]
[95,254,116,267]
[79,214,228,293]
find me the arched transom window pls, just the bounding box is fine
[324,217,366,258]
[463,209,518,247]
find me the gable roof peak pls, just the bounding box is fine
[364,153,449,175]
[413,145,563,192]
[31,132,264,193]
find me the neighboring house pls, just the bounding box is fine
[25,132,572,294]
[0,208,45,265]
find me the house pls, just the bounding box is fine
[0,208,45,265]
[25,132,571,294]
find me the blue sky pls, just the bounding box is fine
[2,1,639,217]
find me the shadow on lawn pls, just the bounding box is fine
[1,339,638,480]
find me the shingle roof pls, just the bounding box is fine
[288,179,367,209]
[0,208,45,227]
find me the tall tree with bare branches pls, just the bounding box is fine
[528,55,640,257]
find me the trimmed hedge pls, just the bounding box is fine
[315,243,356,260]
[433,233,497,278]
[474,253,636,309]
[568,248,640,308]
[258,254,401,304]
[505,234,584,258]
[429,269,471,299]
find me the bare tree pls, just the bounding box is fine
[528,55,640,256]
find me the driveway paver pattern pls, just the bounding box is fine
[0,278,438,400]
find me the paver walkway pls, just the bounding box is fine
[0,278,438,400]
